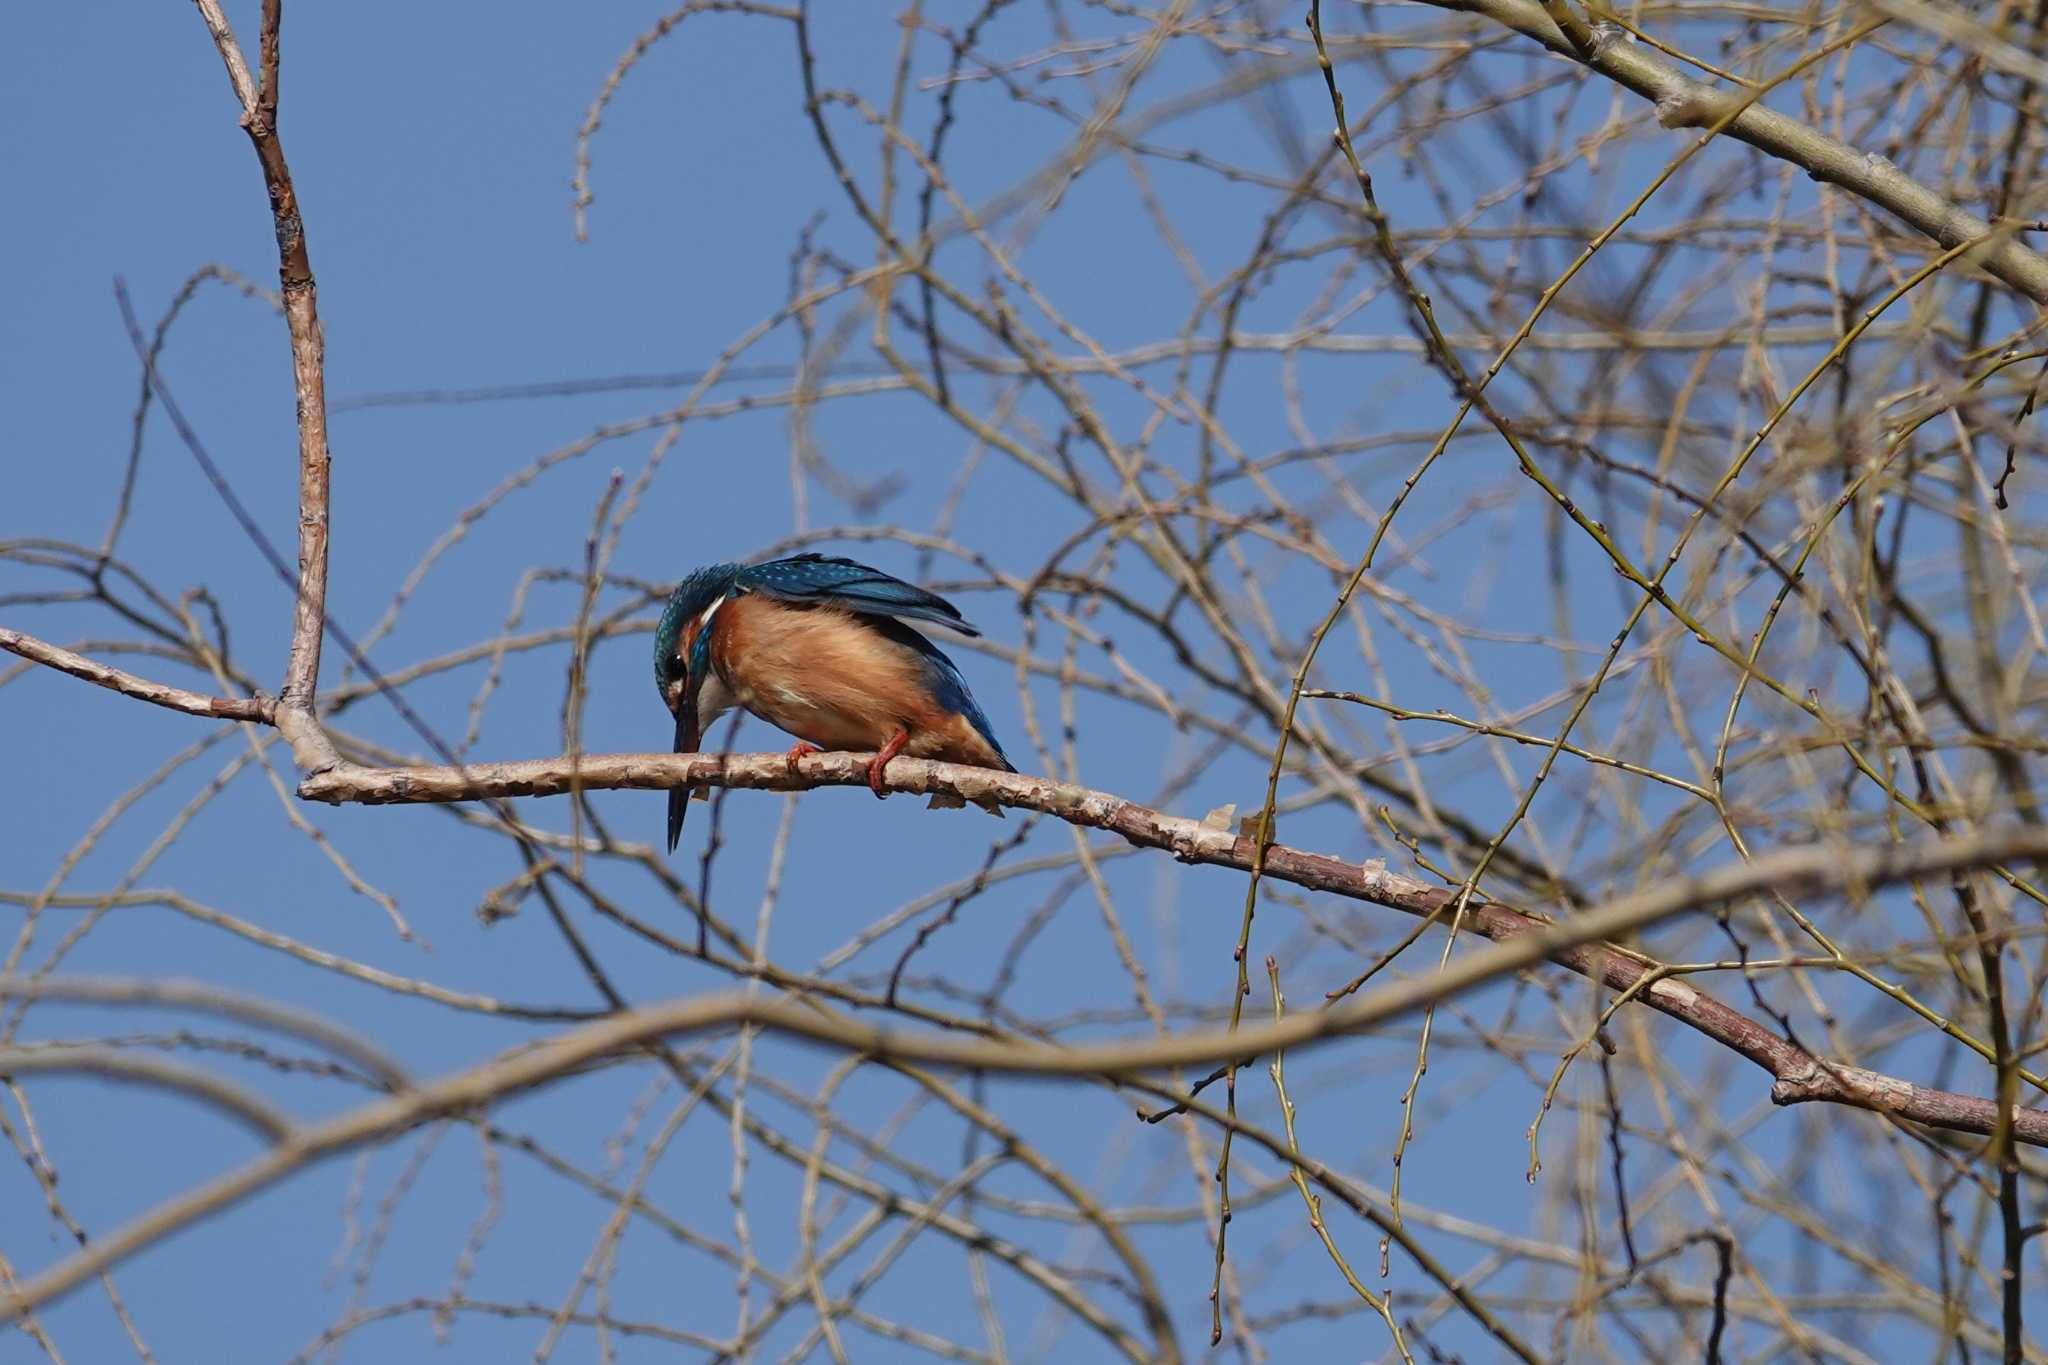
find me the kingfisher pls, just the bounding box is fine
[652,553,1015,850]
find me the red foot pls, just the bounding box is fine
[867,728,909,799]
[783,741,822,776]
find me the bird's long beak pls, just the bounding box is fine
[667,691,700,854]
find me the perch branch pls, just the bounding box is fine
[303,749,2048,1147]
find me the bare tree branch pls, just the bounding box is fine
[188,0,337,773]
[14,2,2048,1354]
[0,1048,293,1144]
[306,748,2048,1142]
[1434,0,2048,302]
[0,627,271,722]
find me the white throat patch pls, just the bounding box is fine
[688,594,735,726]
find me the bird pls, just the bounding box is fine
[652,553,1015,851]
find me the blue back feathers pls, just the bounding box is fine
[734,554,981,637]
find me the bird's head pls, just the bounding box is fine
[655,562,740,853]
[653,562,739,718]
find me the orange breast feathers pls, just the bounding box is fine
[708,594,966,755]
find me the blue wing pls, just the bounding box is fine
[925,655,1014,771]
[736,554,981,637]
[874,619,1015,772]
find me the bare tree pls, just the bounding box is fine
[7,0,2048,1359]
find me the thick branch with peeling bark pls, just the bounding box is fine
[301,747,2048,1148]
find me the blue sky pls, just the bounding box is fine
[6,2,2036,1361]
